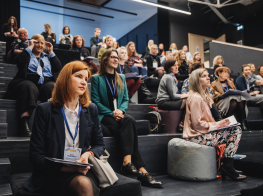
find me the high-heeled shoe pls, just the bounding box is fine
[221,168,246,181]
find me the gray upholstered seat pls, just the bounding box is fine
[167,138,217,181]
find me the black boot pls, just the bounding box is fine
[137,173,163,188]
[121,162,142,177]
[221,158,246,181]
[210,104,222,122]
[240,120,249,131]
[19,116,31,137]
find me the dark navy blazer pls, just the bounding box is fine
[235,75,253,93]
[24,102,105,192]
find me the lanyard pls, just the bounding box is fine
[119,64,124,74]
[169,73,179,94]
[222,81,229,92]
[151,55,157,61]
[104,75,116,98]
[76,48,82,57]
[61,105,82,146]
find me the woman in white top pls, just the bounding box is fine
[59,26,73,45]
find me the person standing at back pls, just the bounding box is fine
[2,16,18,41]
[90,28,103,57]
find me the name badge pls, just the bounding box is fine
[81,56,84,60]
[37,66,43,76]
[113,99,117,111]
[64,147,82,161]
[153,62,158,68]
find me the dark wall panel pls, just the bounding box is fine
[210,41,263,75]
[158,1,170,51]
[118,14,158,54]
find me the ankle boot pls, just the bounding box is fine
[240,119,249,131]
[211,104,222,122]
[221,158,246,181]
[19,116,31,137]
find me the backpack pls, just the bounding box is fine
[145,111,163,133]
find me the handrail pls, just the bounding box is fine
[212,40,263,52]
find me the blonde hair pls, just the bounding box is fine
[44,24,52,34]
[177,50,188,67]
[189,68,211,103]
[117,47,128,61]
[95,28,101,32]
[148,40,154,50]
[31,34,45,51]
[98,48,124,92]
[213,55,224,66]
[193,52,201,63]
[104,35,113,43]
[169,43,177,50]
[150,44,158,54]
[126,41,137,57]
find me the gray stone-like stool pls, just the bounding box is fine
[168,138,217,181]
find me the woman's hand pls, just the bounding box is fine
[217,119,230,128]
[156,67,164,71]
[46,42,53,54]
[28,39,37,51]
[134,63,143,67]
[113,110,124,121]
[61,37,65,40]
[5,32,11,36]
[180,94,188,99]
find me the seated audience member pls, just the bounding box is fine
[181,63,213,95]
[177,50,189,81]
[24,61,104,196]
[116,47,141,102]
[162,51,173,66]
[126,41,147,80]
[236,64,263,114]
[59,26,73,45]
[213,55,226,71]
[182,45,193,62]
[91,48,163,188]
[69,35,90,60]
[90,28,103,57]
[145,40,154,56]
[2,16,18,41]
[211,67,248,131]
[41,24,56,46]
[192,52,201,64]
[82,56,98,75]
[4,34,62,137]
[8,28,29,63]
[257,66,263,80]
[158,43,165,56]
[169,43,178,53]
[113,41,119,49]
[184,68,246,181]
[145,44,164,78]
[248,63,263,93]
[98,35,113,62]
[156,59,188,132]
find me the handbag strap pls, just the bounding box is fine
[99,149,110,160]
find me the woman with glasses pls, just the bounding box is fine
[4,34,62,137]
[90,48,163,188]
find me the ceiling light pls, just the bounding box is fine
[132,0,191,15]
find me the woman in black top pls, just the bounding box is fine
[4,34,62,137]
[145,44,164,78]
[177,50,189,81]
[2,16,18,41]
[70,35,90,60]
[41,24,56,46]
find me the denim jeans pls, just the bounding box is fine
[129,65,148,80]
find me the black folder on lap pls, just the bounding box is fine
[219,89,252,100]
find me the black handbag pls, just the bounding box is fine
[145,111,163,133]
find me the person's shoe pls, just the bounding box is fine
[221,158,246,181]
[137,173,163,188]
[121,162,142,177]
[19,116,31,137]
[240,120,249,131]
[236,170,243,175]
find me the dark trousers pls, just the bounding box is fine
[101,114,146,169]
[12,80,55,115]
[158,99,183,110]
[126,78,141,97]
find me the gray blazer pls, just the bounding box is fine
[156,74,181,103]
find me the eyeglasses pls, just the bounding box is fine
[110,56,119,60]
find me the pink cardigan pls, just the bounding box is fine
[183,92,218,139]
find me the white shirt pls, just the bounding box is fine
[185,52,193,61]
[63,104,80,148]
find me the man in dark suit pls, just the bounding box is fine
[90,28,103,57]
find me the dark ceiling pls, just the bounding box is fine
[159,0,263,25]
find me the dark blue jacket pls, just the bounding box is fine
[24,102,105,192]
[90,36,103,47]
[235,75,253,93]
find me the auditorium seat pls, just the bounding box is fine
[10,173,142,196]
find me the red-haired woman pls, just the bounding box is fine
[24,61,105,196]
[2,16,18,40]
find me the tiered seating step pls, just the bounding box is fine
[0,158,11,184]
[0,183,12,196]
